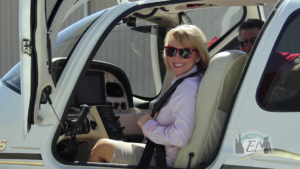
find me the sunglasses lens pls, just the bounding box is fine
[166,47,177,57]
[165,46,193,59]
[239,40,247,47]
[180,48,192,59]
[250,38,256,44]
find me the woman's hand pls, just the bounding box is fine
[137,113,152,129]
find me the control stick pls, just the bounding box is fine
[71,104,90,128]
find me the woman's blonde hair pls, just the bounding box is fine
[163,24,210,70]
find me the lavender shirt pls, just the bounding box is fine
[142,66,203,167]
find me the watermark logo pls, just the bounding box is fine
[235,133,272,154]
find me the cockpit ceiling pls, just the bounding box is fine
[131,0,277,27]
[184,0,277,6]
[136,0,277,14]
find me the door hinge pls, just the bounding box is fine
[23,39,32,56]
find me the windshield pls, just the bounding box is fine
[52,9,107,82]
[53,9,108,60]
[94,21,162,98]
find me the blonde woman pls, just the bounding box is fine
[88,24,210,167]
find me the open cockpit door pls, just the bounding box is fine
[19,0,88,131]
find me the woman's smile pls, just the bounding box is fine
[173,63,185,67]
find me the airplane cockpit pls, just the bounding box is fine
[30,2,249,166]
[52,58,135,162]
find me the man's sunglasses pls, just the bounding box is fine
[164,46,197,59]
[238,38,256,47]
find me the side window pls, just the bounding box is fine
[94,21,160,98]
[257,10,300,111]
[186,6,244,48]
[0,62,20,94]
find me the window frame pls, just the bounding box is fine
[255,2,299,112]
[184,6,247,52]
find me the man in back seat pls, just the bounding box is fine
[238,19,264,55]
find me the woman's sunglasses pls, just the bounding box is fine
[238,38,256,47]
[164,46,197,59]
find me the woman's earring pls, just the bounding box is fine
[197,60,199,62]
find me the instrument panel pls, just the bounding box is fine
[104,71,128,112]
[73,69,128,112]
[56,60,134,161]
[67,70,128,141]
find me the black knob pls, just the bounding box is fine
[90,120,97,130]
[106,102,113,107]
[121,102,126,110]
[114,102,120,110]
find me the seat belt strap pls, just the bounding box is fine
[155,144,166,166]
[138,139,156,169]
[138,69,205,169]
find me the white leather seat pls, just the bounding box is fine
[173,50,248,168]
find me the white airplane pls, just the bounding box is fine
[1,0,300,168]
